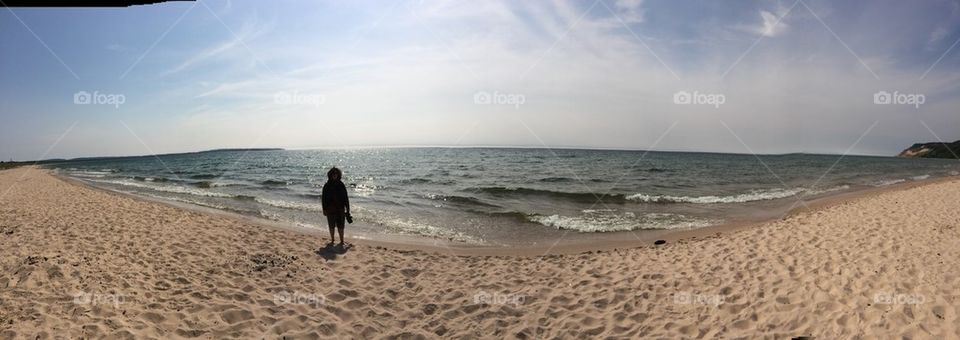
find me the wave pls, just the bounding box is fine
[422,193,500,208]
[93,177,327,213]
[643,168,675,173]
[400,178,432,184]
[538,177,574,183]
[133,176,172,183]
[471,185,851,205]
[86,179,235,198]
[806,185,850,195]
[480,210,531,221]
[190,181,214,188]
[254,197,323,212]
[874,179,906,187]
[911,174,930,181]
[538,177,611,183]
[470,186,628,203]
[69,170,112,178]
[261,179,289,186]
[189,174,220,180]
[130,191,264,217]
[626,186,847,204]
[188,180,245,188]
[529,211,715,232]
[374,217,483,244]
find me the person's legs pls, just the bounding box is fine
[326,215,337,245]
[328,213,345,245]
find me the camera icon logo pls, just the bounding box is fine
[74,91,91,105]
[72,292,91,304]
[273,91,292,105]
[873,91,892,105]
[673,292,691,304]
[473,91,492,105]
[473,290,490,304]
[673,91,692,105]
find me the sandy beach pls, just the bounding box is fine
[0,166,958,339]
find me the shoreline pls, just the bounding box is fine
[50,167,960,256]
[3,166,959,338]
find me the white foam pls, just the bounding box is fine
[255,197,323,212]
[874,179,906,187]
[530,211,715,232]
[806,185,850,195]
[351,182,378,197]
[627,187,806,204]
[626,185,852,204]
[136,192,231,211]
[911,174,931,181]
[86,179,234,198]
[581,208,617,213]
[368,214,485,244]
[70,171,111,178]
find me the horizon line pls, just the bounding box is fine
[13,144,903,163]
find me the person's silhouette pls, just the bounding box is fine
[321,167,350,246]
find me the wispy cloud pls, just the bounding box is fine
[162,15,271,76]
[614,0,645,23]
[758,10,788,37]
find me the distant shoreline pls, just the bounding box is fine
[10,145,931,164]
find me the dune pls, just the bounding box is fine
[0,166,958,338]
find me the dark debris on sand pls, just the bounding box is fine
[248,253,298,272]
[0,224,16,235]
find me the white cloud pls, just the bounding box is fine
[162,15,270,76]
[614,0,645,23]
[758,10,787,37]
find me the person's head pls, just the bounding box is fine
[327,167,342,181]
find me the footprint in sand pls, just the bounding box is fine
[220,309,255,324]
[138,311,166,324]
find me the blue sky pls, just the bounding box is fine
[1,0,960,160]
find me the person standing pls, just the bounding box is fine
[321,167,350,246]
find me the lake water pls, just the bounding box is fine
[49,148,960,245]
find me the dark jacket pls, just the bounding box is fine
[321,179,349,215]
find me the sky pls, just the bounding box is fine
[1,0,960,160]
